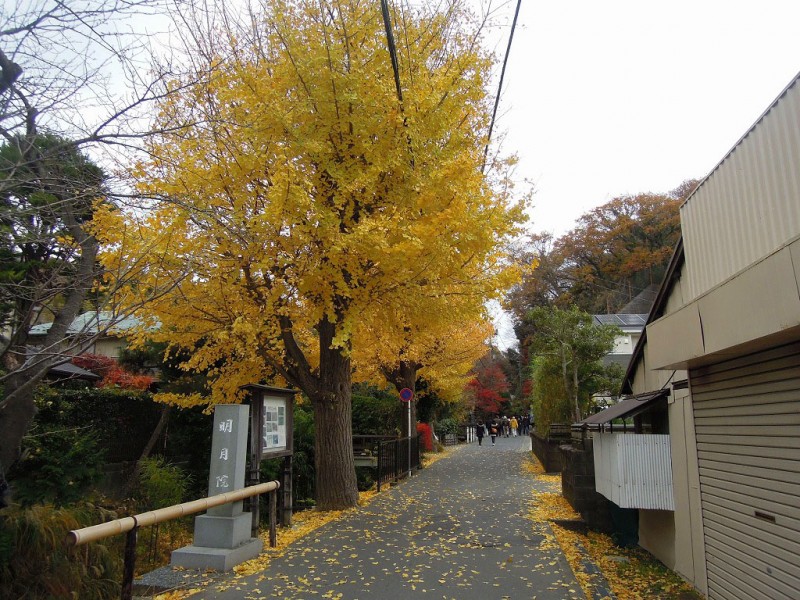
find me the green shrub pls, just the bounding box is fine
[352,391,403,436]
[134,457,189,511]
[355,467,375,491]
[31,385,161,463]
[9,425,105,507]
[434,418,459,438]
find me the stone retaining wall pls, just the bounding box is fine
[530,432,566,473]
[561,436,614,535]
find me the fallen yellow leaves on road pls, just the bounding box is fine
[153,487,381,600]
[421,445,457,468]
[525,455,702,600]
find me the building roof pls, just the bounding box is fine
[621,238,685,394]
[29,311,143,337]
[680,71,800,213]
[592,314,647,328]
[578,389,669,429]
[48,362,101,381]
[242,384,297,396]
[619,284,660,314]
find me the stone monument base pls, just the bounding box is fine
[171,537,263,571]
[171,511,262,571]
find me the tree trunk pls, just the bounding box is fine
[560,344,571,422]
[572,361,581,423]
[310,318,359,511]
[0,373,38,504]
[122,404,172,497]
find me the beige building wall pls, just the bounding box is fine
[648,237,800,370]
[638,73,800,600]
[627,259,707,593]
[638,510,675,569]
[666,387,708,595]
[681,76,800,300]
[91,337,127,359]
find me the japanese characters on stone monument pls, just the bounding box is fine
[171,404,262,571]
[206,404,249,517]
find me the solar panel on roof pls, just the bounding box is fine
[593,314,647,328]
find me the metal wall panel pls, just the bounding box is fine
[593,433,674,510]
[691,341,800,600]
[682,76,800,300]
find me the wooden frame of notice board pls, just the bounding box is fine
[243,384,296,530]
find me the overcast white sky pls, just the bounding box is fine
[486,0,800,349]
[487,0,800,236]
[38,0,795,350]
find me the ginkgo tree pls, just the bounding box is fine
[96,0,525,509]
[354,289,498,433]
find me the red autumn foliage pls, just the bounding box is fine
[72,354,154,390]
[466,362,509,416]
[521,378,533,398]
[416,422,434,452]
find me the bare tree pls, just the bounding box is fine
[0,0,189,504]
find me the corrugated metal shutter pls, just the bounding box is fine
[691,341,800,600]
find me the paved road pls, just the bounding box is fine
[189,435,583,599]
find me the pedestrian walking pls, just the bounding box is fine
[489,421,499,445]
[476,422,485,446]
[501,415,510,437]
[510,416,518,437]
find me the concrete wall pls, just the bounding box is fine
[638,510,676,567]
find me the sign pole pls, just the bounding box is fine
[407,399,412,477]
[399,387,414,477]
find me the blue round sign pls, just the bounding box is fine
[399,387,414,402]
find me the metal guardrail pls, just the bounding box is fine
[66,480,281,600]
[376,435,420,492]
[353,435,421,492]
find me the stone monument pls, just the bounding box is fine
[171,404,263,570]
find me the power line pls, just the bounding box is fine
[380,0,404,104]
[379,0,414,166]
[482,0,523,174]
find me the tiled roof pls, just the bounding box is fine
[29,311,143,336]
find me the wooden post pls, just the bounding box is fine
[121,527,137,600]
[282,455,293,527]
[377,440,382,492]
[269,489,277,548]
[248,398,263,538]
